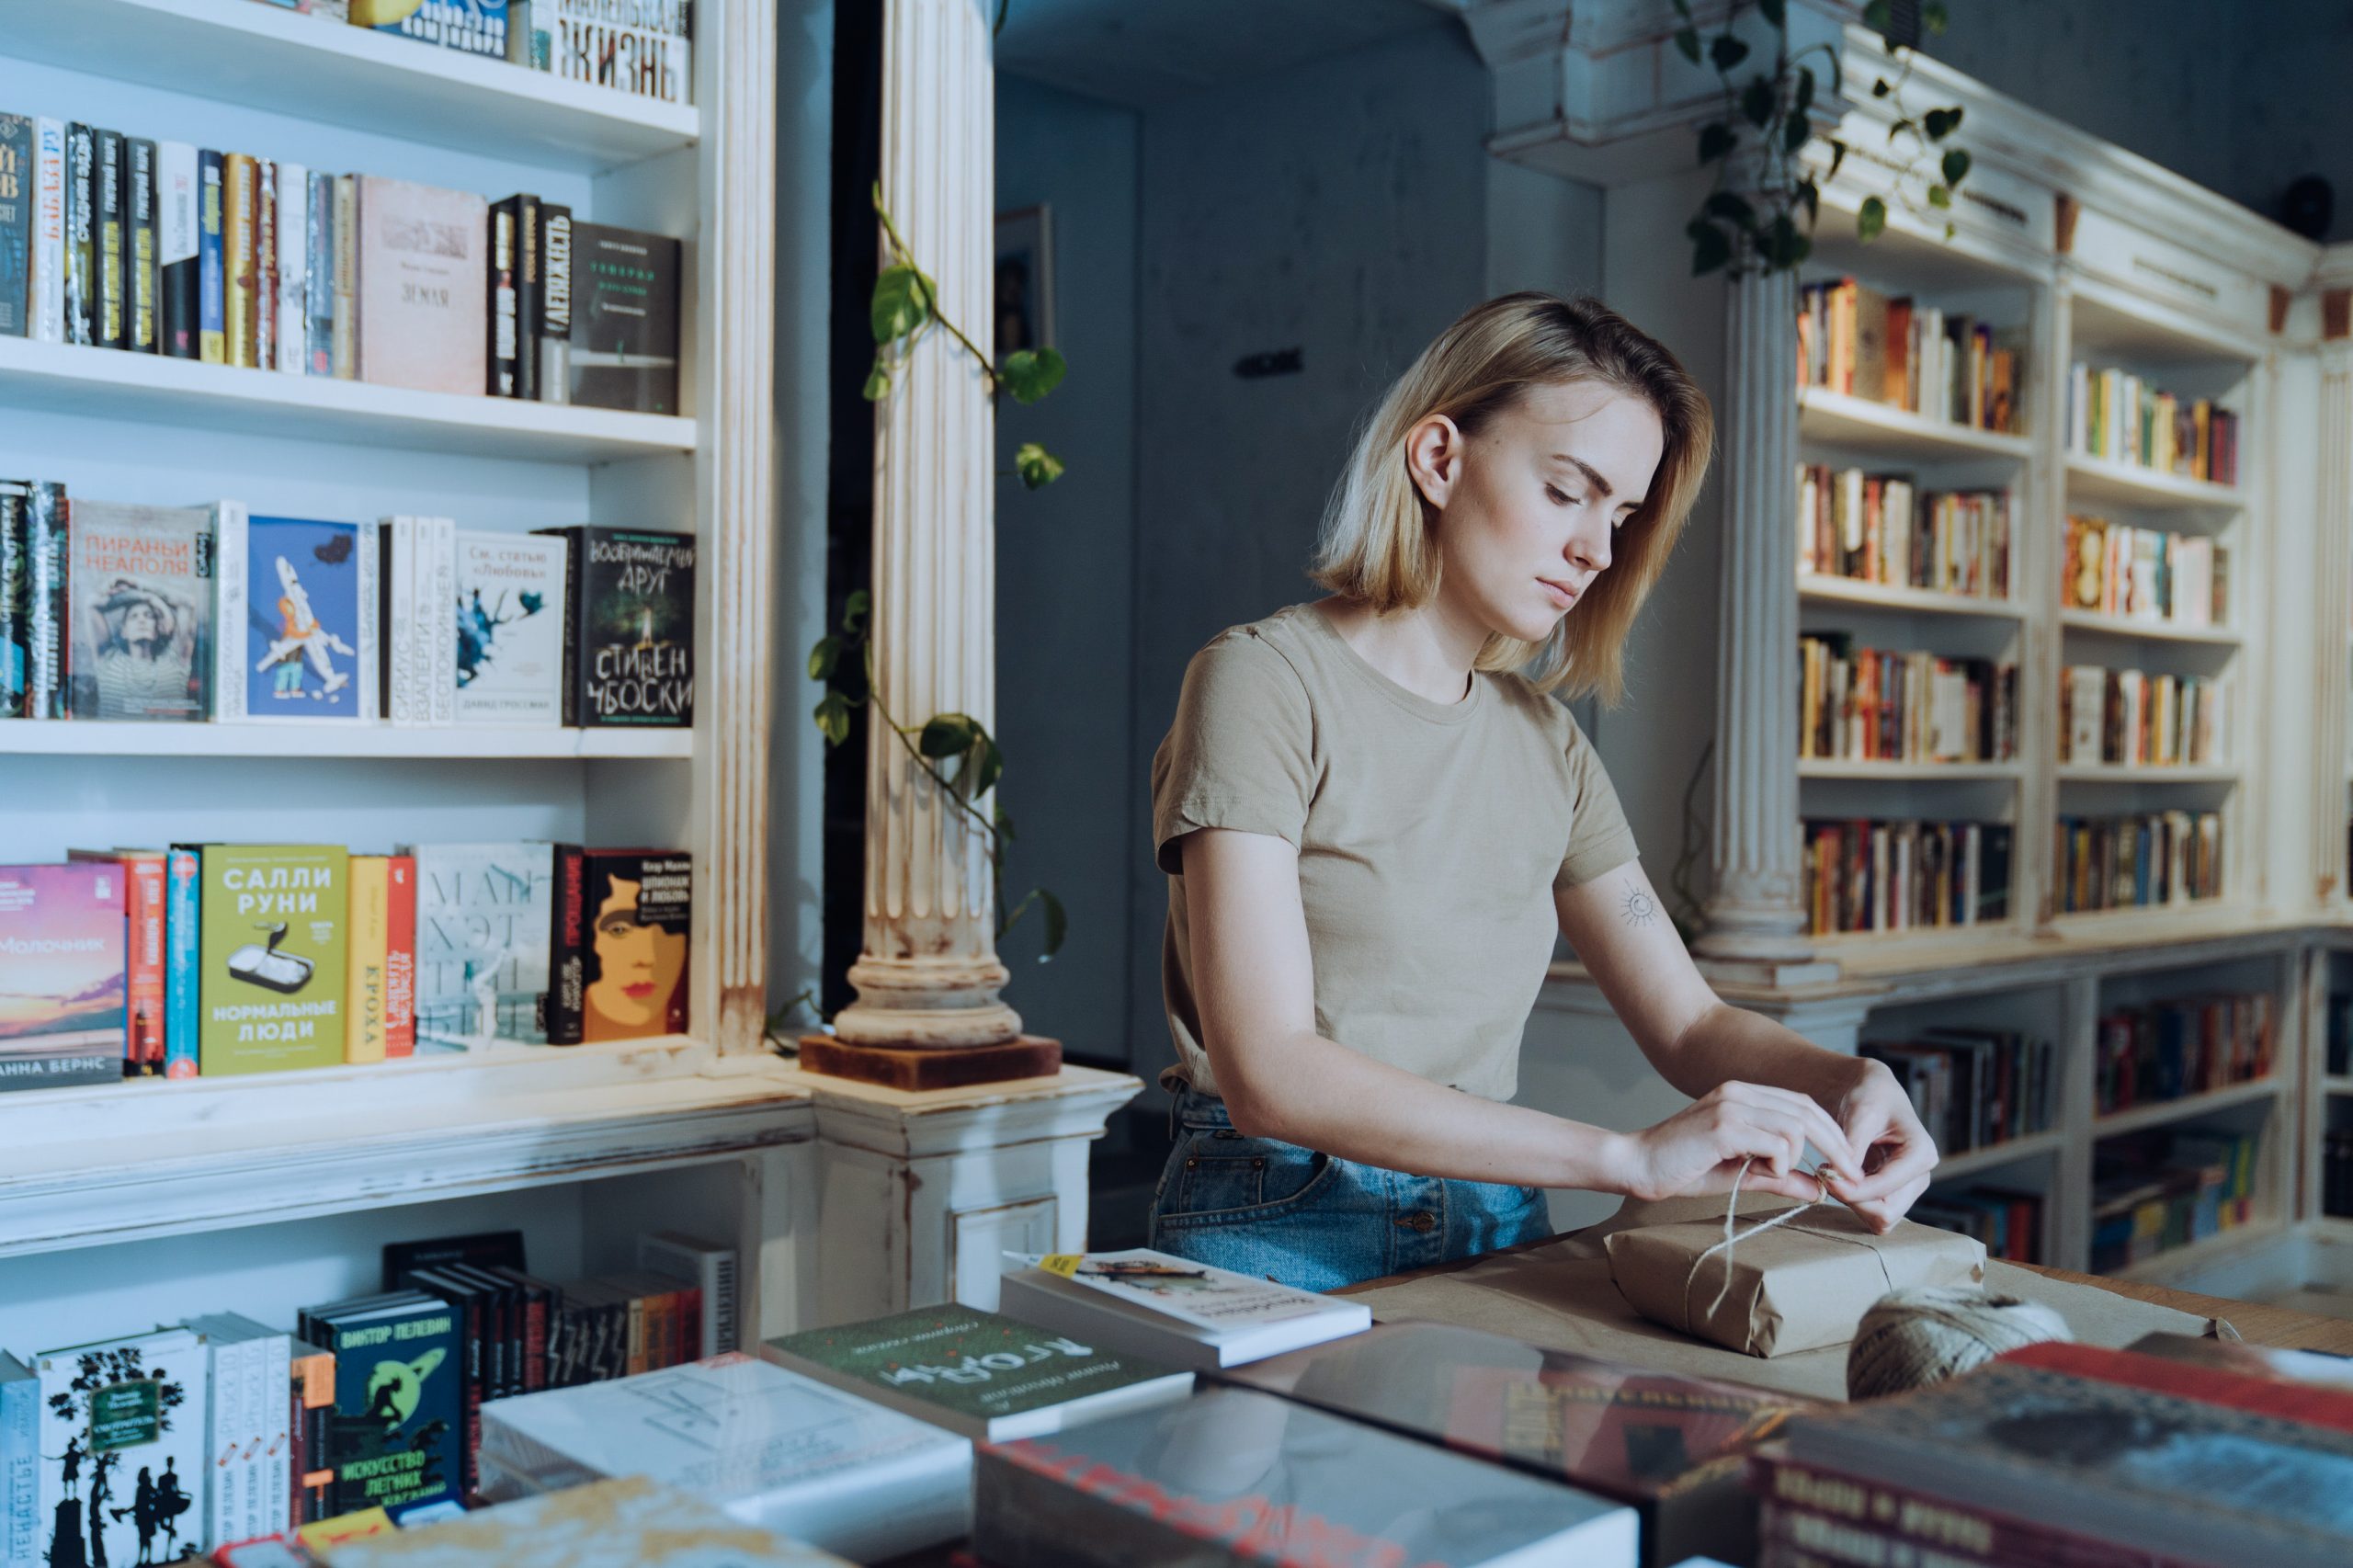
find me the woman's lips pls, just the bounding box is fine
[1539,577,1577,609]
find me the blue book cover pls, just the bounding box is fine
[164,847,200,1079]
[241,516,371,720]
[198,150,223,364]
[368,0,507,59]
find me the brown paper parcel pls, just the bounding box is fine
[1604,1204,1987,1358]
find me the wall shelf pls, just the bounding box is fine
[2057,763,2241,785]
[1797,387,2035,462]
[2063,452,2245,512]
[1799,576,2029,619]
[1799,759,2026,780]
[0,722,693,760]
[1934,1130,2067,1182]
[2058,609,2241,647]
[2094,1074,2284,1138]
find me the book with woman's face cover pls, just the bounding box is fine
[63,499,213,721]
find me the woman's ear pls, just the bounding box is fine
[1404,414,1464,509]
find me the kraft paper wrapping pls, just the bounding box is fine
[1602,1206,1987,1358]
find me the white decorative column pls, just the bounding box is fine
[2312,331,2353,906]
[834,0,1022,1050]
[1693,265,1837,987]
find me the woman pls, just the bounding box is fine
[1145,292,1938,1290]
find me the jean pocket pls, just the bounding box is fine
[1158,1134,1343,1226]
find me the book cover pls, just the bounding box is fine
[355,176,487,395]
[579,849,689,1042]
[192,844,350,1076]
[536,202,571,400]
[568,222,679,413]
[509,191,540,402]
[255,159,278,375]
[157,141,198,358]
[0,483,26,718]
[34,1327,209,1568]
[347,855,391,1064]
[760,1305,1192,1443]
[453,530,564,726]
[1009,1249,1370,1356]
[0,114,28,337]
[545,843,585,1044]
[236,514,374,722]
[381,1232,526,1293]
[3,1353,36,1568]
[127,137,157,353]
[637,1233,739,1357]
[63,499,214,721]
[63,122,95,346]
[95,129,124,350]
[546,0,692,106]
[66,850,167,1074]
[486,198,518,396]
[363,0,509,58]
[407,843,555,1047]
[974,1385,1639,1568]
[0,861,126,1092]
[276,160,307,374]
[199,150,225,363]
[305,169,334,375]
[225,153,256,368]
[385,854,417,1058]
[540,526,694,726]
[30,118,63,343]
[164,846,200,1078]
[332,173,357,379]
[314,1296,461,1517]
[23,480,67,719]
[327,1474,865,1568]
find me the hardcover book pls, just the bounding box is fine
[305,168,335,374]
[63,499,214,721]
[407,842,555,1047]
[1,482,28,717]
[538,526,694,726]
[547,848,690,1044]
[568,222,680,413]
[127,137,157,353]
[30,118,64,343]
[347,854,392,1064]
[276,159,308,375]
[225,153,256,367]
[190,843,350,1076]
[543,0,693,106]
[453,529,564,726]
[355,176,487,395]
[94,128,125,350]
[19,479,67,719]
[536,201,573,398]
[759,1305,1193,1444]
[199,149,225,363]
[973,1385,1640,1568]
[309,1293,462,1518]
[65,849,167,1074]
[157,142,198,358]
[33,1327,210,1568]
[0,114,28,337]
[63,122,95,346]
[328,1475,860,1568]
[217,510,378,722]
[999,1248,1371,1370]
[0,861,126,1092]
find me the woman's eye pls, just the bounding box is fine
[1546,486,1580,506]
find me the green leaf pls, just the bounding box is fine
[1872,76,1892,98]
[814,690,851,746]
[993,801,1017,842]
[1709,34,1749,72]
[1795,65,1815,114]
[808,635,839,682]
[1039,889,1067,961]
[1858,196,1887,243]
[1759,0,1786,26]
[1689,222,1733,276]
[1798,178,1821,224]
[1015,442,1065,490]
[1784,112,1811,153]
[1923,1,1949,32]
[871,264,933,344]
[1927,184,1951,209]
[974,734,1005,797]
[1827,140,1848,179]
[1674,27,1701,64]
[843,589,870,637]
[1766,213,1810,268]
[863,358,892,402]
[1941,148,1972,187]
[1741,76,1774,128]
[1698,121,1736,163]
[1889,118,1915,142]
[1000,346,1066,404]
[1924,106,1963,140]
[1706,191,1756,224]
[920,713,978,759]
[1863,0,1892,29]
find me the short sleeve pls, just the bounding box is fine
[1555,710,1640,889]
[1151,631,1316,876]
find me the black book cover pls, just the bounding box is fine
[1978,824,2013,922]
[95,128,125,350]
[127,138,157,352]
[315,1294,462,1517]
[486,197,518,396]
[546,841,586,1045]
[404,1267,490,1504]
[566,221,679,413]
[536,202,572,402]
[534,525,694,727]
[0,486,23,717]
[23,480,65,719]
[440,1262,519,1403]
[63,123,96,346]
[485,1266,558,1394]
[380,1229,525,1292]
[512,192,540,402]
[160,145,199,359]
[0,114,28,338]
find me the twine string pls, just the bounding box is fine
[1680,1155,1894,1330]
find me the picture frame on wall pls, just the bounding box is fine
[995,203,1056,358]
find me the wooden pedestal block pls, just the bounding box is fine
[798,1033,1063,1091]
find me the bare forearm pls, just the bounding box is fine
[1214,1028,1632,1191]
[1660,1001,1867,1113]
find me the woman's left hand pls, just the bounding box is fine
[1816,1059,1938,1233]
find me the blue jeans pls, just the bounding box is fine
[1142,1085,1555,1291]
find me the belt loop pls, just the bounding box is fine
[1166,1087,1180,1143]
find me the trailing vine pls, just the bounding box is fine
[1677,0,1972,277]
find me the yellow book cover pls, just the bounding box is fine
[347,854,390,1063]
[224,153,256,368]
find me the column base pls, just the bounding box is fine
[798,1033,1063,1091]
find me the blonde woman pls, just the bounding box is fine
[1147,292,1938,1290]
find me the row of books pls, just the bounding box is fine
[0,487,694,729]
[0,842,688,1093]
[1860,1027,2052,1158]
[1797,637,2018,764]
[1795,278,2023,432]
[2067,361,2240,484]
[1795,466,2013,598]
[0,115,679,411]
[1909,1184,2044,1263]
[2090,1127,2259,1273]
[2060,664,2228,767]
[0,1226,734,1563]
[1801,818,2014,936]
[256,0,694,108]
[2054,809,2224,914]
[2095,989,2276,1116]
[2063,514,2229,626]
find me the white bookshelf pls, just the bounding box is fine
[0,722,694,759]
[2056,608,2241,647]
[2063,453,2246,512]
[1797,385,2037,461]
[1799,575,2028,619]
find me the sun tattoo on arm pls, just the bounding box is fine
[1620,886,1657,928]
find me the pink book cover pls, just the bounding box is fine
[356,175,487,396]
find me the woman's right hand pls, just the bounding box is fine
[1613,1081,1864,1204]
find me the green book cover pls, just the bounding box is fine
[192,843,349,1074]
[764,1305,1181,1428]
[319,1297,461,1517]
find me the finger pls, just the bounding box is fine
[1701,1158,1824,1205]
[1728,1082,1863,1180]
[1840,1169,1932,1231]
[1828,1130,1938,1204]
[1715,1101,1813,1184]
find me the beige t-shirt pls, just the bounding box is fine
[1152,600,1640,1104]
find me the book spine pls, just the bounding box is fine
[1755,1460,2187,1568]
[546,842,586,1045]
[384,853,416,1058]
[430,517,457,726]
[275,161,307,374]
[2,1361,34,1567]
[0,490,21,720]
[358,517,381,722]
[346,855,389,1064]
[294,1347,335,1528]
[157,142,197,358]
[30,119,63,343]
[25,482,63,720]
[381,516,407,722]
[204,1339,242,1554]
[254,159,278,374]
[513,191,540,402]
[95,128,125,349]
[331,173,356,378]
[224,153,256,367]
[0,116,29,338]
[199,150,225,362]
[128,138,158,353]
[213,500,248,721]
[124,856,167,1073]
[305,170,334,374]
[63,122,94,345]
[541,525,580,724]
[165,847,202,1077]
[537,202,571,401]
[488,197,518,396]
[256,1335,291,1547]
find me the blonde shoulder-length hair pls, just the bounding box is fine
[1310,291,1714,707]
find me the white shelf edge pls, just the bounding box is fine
[2063,452,2245,510]
[2092,1075,2285,1137]
[1799,759,2026,780]
[2058,609,2241,646]
[1797,387,2035,460]
[0,722,693,759]
[1933,1130,2067,1181]
[2056,763,2241,784]
[1798,576,2028,619]
[2101,1219,2287,1286]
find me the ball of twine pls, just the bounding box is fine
[1846,1284,2073,1401]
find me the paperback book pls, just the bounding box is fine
[453,530,565,726]
[547,847,690,1044]
[303,1292,462,1519]
[408,842,555,1047]
[354,176,487,395]
[567,222,679,413]
[0,860,126,1092]
[63,499,214,721]
[190,843,350,1075]
[216,509,379,722]
[33,1326,210,1568]
[996,1248,1370,1370]
[538,526,694,726]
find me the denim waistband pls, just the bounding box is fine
[1165,1081,1234,1137]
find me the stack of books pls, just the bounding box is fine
[1798,637,2017,765]
[1795,465,2012,598]
[1861,1027,2054,1158]
[2091,1128,2260,1272]
[2054,810,2224,914]
[267,0,699,109]
[1801,818,2013,936]
[2060,665,2228,767]
[2068,363,2240,483]
[1796,278,2022,433]
[1909,1185,2046,1263]
[2063,516,2228,626]
[2095,989,2275,1115]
